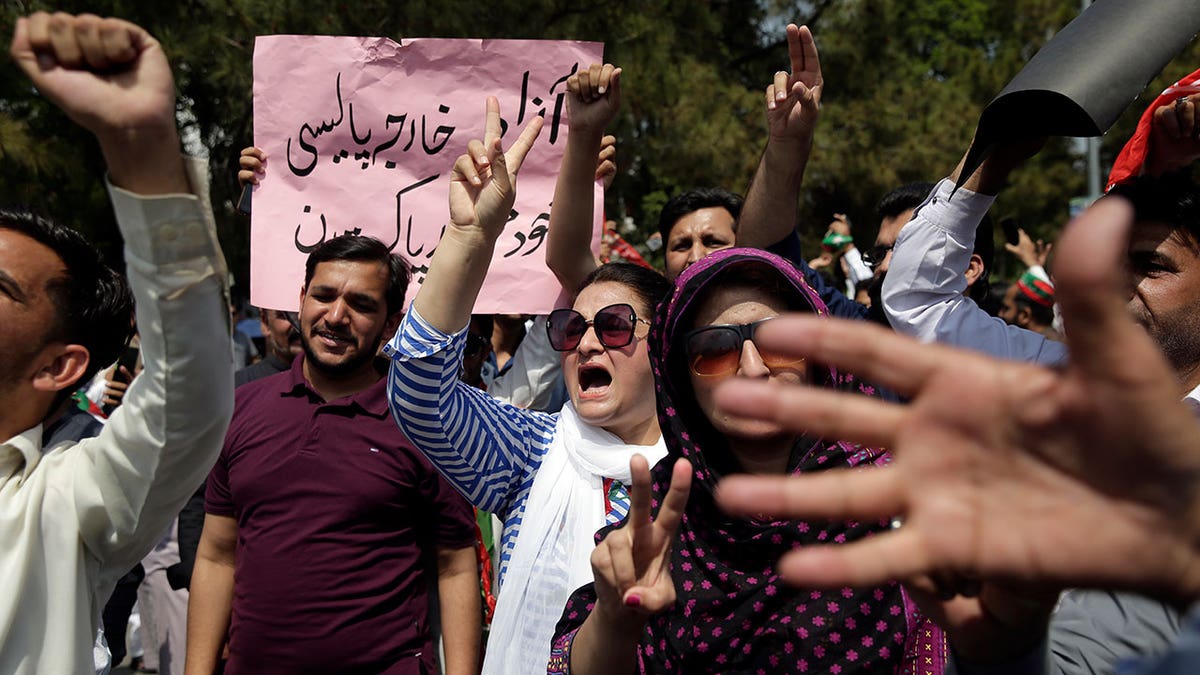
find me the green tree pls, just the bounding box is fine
[2,0,1198,289]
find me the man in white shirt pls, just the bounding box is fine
[2,11,232,673]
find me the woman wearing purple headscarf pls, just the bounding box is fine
[547,248,944,674]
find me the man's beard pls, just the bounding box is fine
[300,326,385,377]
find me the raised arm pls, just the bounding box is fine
[385,100,558,514]
[12,12,232,571]
[881,140,1067,364]
[546,63,622,294]
[412,97,542,333]
[1146,94,1200,177]
[738,24,822,249]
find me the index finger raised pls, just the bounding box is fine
[503,114,544,175]
[791,24,821,79]
[754,315,949,397]
[626,454,653,532]
[652,458,692,537]
[484,96,502,146]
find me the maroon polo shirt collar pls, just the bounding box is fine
[279,354,389,418]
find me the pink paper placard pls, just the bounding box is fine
[251,35,604,312]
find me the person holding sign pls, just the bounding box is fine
[548,247,943,674]
[384,98,670,675]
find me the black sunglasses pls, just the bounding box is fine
[684,319,805,377]
[546,303,649,352]
[860,244,894,270]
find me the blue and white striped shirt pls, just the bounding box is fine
[384,308,629,585]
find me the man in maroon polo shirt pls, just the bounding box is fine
[185,234,480,675]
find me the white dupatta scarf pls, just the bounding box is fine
[482,402,666,675]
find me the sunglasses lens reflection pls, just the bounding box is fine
[687,327,743,376]
[594,306,636,349]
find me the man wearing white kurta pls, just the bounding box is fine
[2,12,232,673]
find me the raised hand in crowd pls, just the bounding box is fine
[567,456,692,674]
[596,133,617,189]
[237,145,267,186]
[412,96,542,334]
[1148,94,1200,176]
[1004,227,1052,269]
[764,23,823,145]
[827,212,851,235]
[738,23,823,248]
[715,196,1200,659]
[7,12,231,674]
[446,97,542,235]
[13,12,187,195]
[101,364,138,410]
[546,62,623,294]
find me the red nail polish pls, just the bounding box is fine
[625,593,642,608]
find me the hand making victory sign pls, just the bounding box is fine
[411,96,543,334]
[765,23,823,145]
[566,456,693,673]
[590,456,692,616]
[447,95,544,237]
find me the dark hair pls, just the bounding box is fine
[0,209,134,405]
[656,187,743,242]
[875,182,935,220]
[1109,170,1200,247]
[969,214,995,302]
[304,234,411,315]
[1014,292,1056,327]
[469,314,494,341]
[577,262,672,317]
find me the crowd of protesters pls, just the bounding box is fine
[4,9,1200,675]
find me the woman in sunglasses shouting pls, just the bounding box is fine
[384,98,670,675]
[548,248,943,675]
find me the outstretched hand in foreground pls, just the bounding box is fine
[715,196,1200,606]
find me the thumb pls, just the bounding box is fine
[1055,197,1167,386]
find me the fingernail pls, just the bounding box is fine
[624,593,642,608]
[471,176,482,186]
[36,53,55,70]
[598,86,606,94]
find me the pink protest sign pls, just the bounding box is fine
[251,36,604,312]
